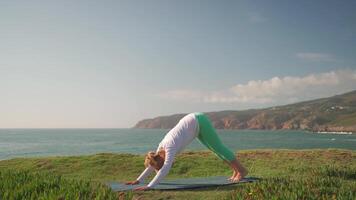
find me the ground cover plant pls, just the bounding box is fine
[0,149,355,200]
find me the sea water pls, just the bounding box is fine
[0,129,355,160]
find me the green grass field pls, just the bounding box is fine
[0,149,355,200]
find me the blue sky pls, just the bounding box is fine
[1,0,356,128]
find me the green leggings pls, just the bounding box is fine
[194,112,236,161]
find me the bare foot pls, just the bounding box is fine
[228,171,237,181]
[232,168,248,182]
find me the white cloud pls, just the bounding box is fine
[296,52,336,62]
[159,69,356,105]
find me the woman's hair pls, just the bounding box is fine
[144,150,165,170]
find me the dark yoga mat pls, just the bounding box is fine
[108,176,260,191]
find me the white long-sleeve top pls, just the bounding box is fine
[136,113,199,188]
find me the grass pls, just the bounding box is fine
[0,170,122,200]
[331,112,356,126]
[0,149,355,199]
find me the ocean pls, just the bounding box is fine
[0,129,355,160]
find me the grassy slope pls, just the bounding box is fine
[331,112,356,126]
[0,149,355,199]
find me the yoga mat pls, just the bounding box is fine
[108,176,259,191]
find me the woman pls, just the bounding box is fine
[126,112,248,190]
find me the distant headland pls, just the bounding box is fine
[134,90,356,133]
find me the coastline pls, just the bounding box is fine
[314,131,354,135]
[1,129,356,161]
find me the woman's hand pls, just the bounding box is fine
[125,180,140,185]
[134,186,149,191]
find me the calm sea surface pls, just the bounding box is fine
[0,129,355,160]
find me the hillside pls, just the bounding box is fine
[134,90,356,132]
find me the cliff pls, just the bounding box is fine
[134,90,356,132]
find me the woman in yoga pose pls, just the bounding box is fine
[126,112,248,190]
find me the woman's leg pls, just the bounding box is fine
[195,113,248,181]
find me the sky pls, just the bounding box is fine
[1,0,356,128]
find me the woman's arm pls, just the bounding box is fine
[146,148,175,188]
[126,165,155,185]
[136,165,155,182]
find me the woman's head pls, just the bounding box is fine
[144,150,165,171]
